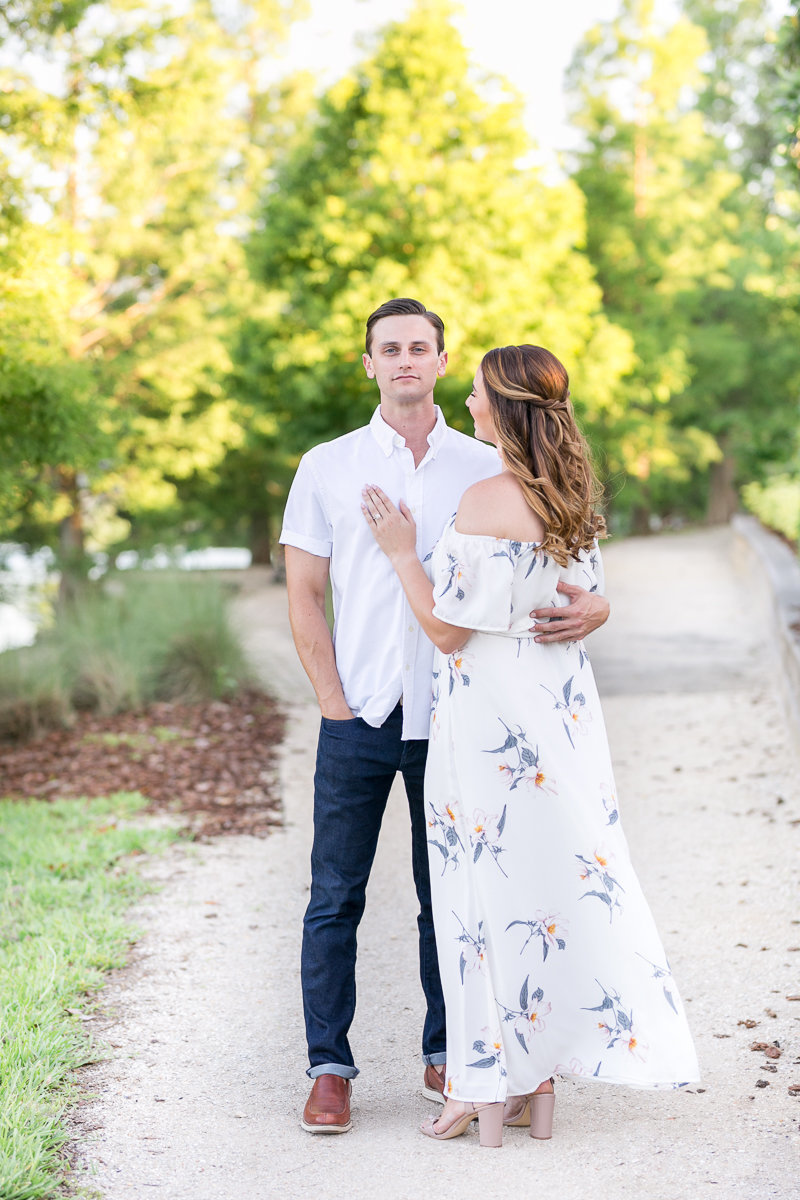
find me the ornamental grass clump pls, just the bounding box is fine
[0,573,250,740]
[0,643,71,742]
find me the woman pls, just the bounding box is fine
[361,344,699,1148]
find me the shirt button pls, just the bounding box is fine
[408,625,414,633]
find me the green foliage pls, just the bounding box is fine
[0,792,175,1200]
[0,574,250,738]
[776,2,800,181]
[742,474,800,543]
[567,0,800,526]
[0,0,308,561]
[0,190,107,531]
[2,0,799,554]
[238,0,633,538]
[0,0,101,39]
[683,0,782,190]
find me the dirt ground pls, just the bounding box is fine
[1,689,284,839]
[72,527,800,1200]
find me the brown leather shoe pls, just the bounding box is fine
[422,1063,446,1104]
[301,1074,352,1133]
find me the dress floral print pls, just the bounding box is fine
[425,515,699,1101]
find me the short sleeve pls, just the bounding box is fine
[279,453,332,558]
[431,537,514,632]
[557,542,605,595]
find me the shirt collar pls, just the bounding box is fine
[369,404,448,459]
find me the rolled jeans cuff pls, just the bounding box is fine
[307,1063,359,1080]
[422,1052,447,1066]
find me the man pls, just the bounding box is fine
[280,298,609,1134]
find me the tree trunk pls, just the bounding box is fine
[57,468,87,608]
[631,504,651,536]
[706,450,738,525]
[249,514,272,566]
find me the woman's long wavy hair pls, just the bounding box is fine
[480,344,606,565]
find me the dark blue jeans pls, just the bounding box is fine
[302,703,446,1079]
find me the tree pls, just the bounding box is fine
[0,0,308,567]
[682,0,782,192]
[236,0,633,552]
[0,158,111,587]
[567,0,800,528]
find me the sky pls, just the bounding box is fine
[271,0,633,158]
[270,0,794,161]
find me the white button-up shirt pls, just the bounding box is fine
[280,405,501,739]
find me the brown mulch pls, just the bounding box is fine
[0,688,286,839]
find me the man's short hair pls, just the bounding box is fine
[365,298,445,356]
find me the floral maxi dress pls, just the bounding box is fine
[426,517,699,1101]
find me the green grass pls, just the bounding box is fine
[81,725,186,751]
[0,793,177,1200]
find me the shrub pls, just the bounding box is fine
[741,475,800,546]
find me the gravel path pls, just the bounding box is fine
[75,527,800,1200]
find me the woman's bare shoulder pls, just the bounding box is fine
[456,474,545,542]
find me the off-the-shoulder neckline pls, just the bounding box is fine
[449,516,542,548]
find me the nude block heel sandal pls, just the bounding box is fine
[477,1102,505,1148]
[503,1095,532,1127]
[529,1091,555,1140]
